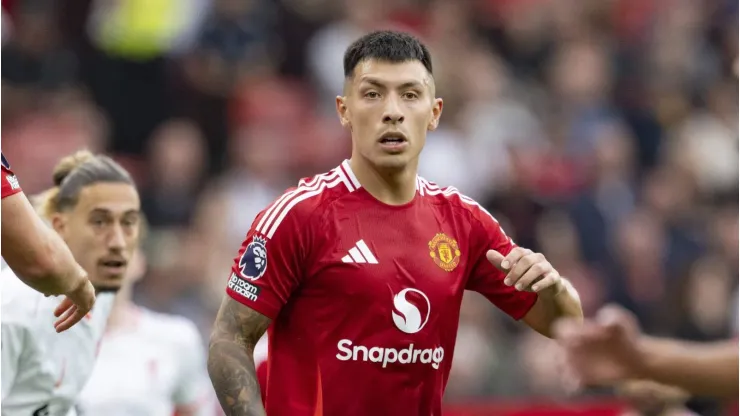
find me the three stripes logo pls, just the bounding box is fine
[341,240,378,264]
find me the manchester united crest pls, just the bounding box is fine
[428,233,461,272]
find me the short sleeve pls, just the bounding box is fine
[1,321,26,399]
[1,153,22,199]
[172,321,213,415]
[465,209,537,320]
[225,196,312,320]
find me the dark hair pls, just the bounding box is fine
[39,150,134,217]
[343,30,433,78]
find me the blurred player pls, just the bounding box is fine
[1,152,96,331]
[208,31,583,416]
[2,150,141,416]
[76,248,214,416]
[555,304,739,398]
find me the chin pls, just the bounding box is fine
[370,153,414,171]
[92,276,125,292]
[93,283,123,293]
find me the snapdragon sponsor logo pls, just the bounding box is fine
[335,288,444,370]
[336,339,445,370]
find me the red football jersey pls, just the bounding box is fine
[226,160,538,416]
[1,153,22,199]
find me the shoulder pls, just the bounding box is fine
[252,163,359,239]
[417,176,500,226]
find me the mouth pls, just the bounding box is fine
[99,259,128,274]
[378,132,409,152]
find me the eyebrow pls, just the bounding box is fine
[361,78,425,90]
[89,208,140,216]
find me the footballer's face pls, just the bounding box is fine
[337,59,443,171]
[53,183,141,291]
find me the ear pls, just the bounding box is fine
[51,214,66,236]
[428,98,443,131]
[336,96,351,129]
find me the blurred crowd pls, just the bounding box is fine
[1,0,738,413]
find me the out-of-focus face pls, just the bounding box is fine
[337,59,443,171]
[53,183,141,291]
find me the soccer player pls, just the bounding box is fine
[1,152,96,332]
[2,150,141,416]
[77,249,214,416]
[207,31,583,416]
[555,304,739,399]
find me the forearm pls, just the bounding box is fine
[524,279,583,338]
[207,340,265,416]
[547,279,583,321]
[1,195,85,295]
[638,337,738,398]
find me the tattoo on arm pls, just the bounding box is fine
[208,297,271,416]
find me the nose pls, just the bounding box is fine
[382,95,404,125]
[107,224,126,251]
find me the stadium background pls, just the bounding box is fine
[1,0,737,414]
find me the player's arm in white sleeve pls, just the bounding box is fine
[173,321,215,416]
[1,320,28,400]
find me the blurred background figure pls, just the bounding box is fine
[1,0,737,414]
[77,248,214,416]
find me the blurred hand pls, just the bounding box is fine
[53,277,96,333]
[617,380,689,415]
[554,304,644,387]
[487,247,564,296]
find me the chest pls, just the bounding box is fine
[82,333,180,403]
[306,203,476,312]
[6,320,104,415]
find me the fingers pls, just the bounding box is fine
[487,247,532,272]
[54,304,85,333]
[531,271,561,292]
[501,247,531,271]
[505,251,546,288]
[54,296,74,317]
[485,250,506,271]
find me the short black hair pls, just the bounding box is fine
[343,30,433,78]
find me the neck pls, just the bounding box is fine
[349,156,418,205]
[105,283,134,330]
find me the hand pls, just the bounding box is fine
[53,278,96,333]
[553,304,645,387]
[617,380,689,414]
[487,247,563,296]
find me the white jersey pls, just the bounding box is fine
[1,266,116,416]
[76,307,214,416]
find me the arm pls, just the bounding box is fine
[1,192,88,296]
[636,337,738,398]
[522,277,583,338]
[555,305,737,399]
[208,296,271,416]
[466,205,582,336]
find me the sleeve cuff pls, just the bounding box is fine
[226,287,279,320]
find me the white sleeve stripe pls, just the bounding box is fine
[338,163,355,192]
[419,177,506,230]
[257,170,339,234]
[266,176,344,238]
[341,160,362,189]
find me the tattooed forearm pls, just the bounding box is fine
[208,297,271,416]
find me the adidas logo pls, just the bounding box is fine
[341,240,378,264]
